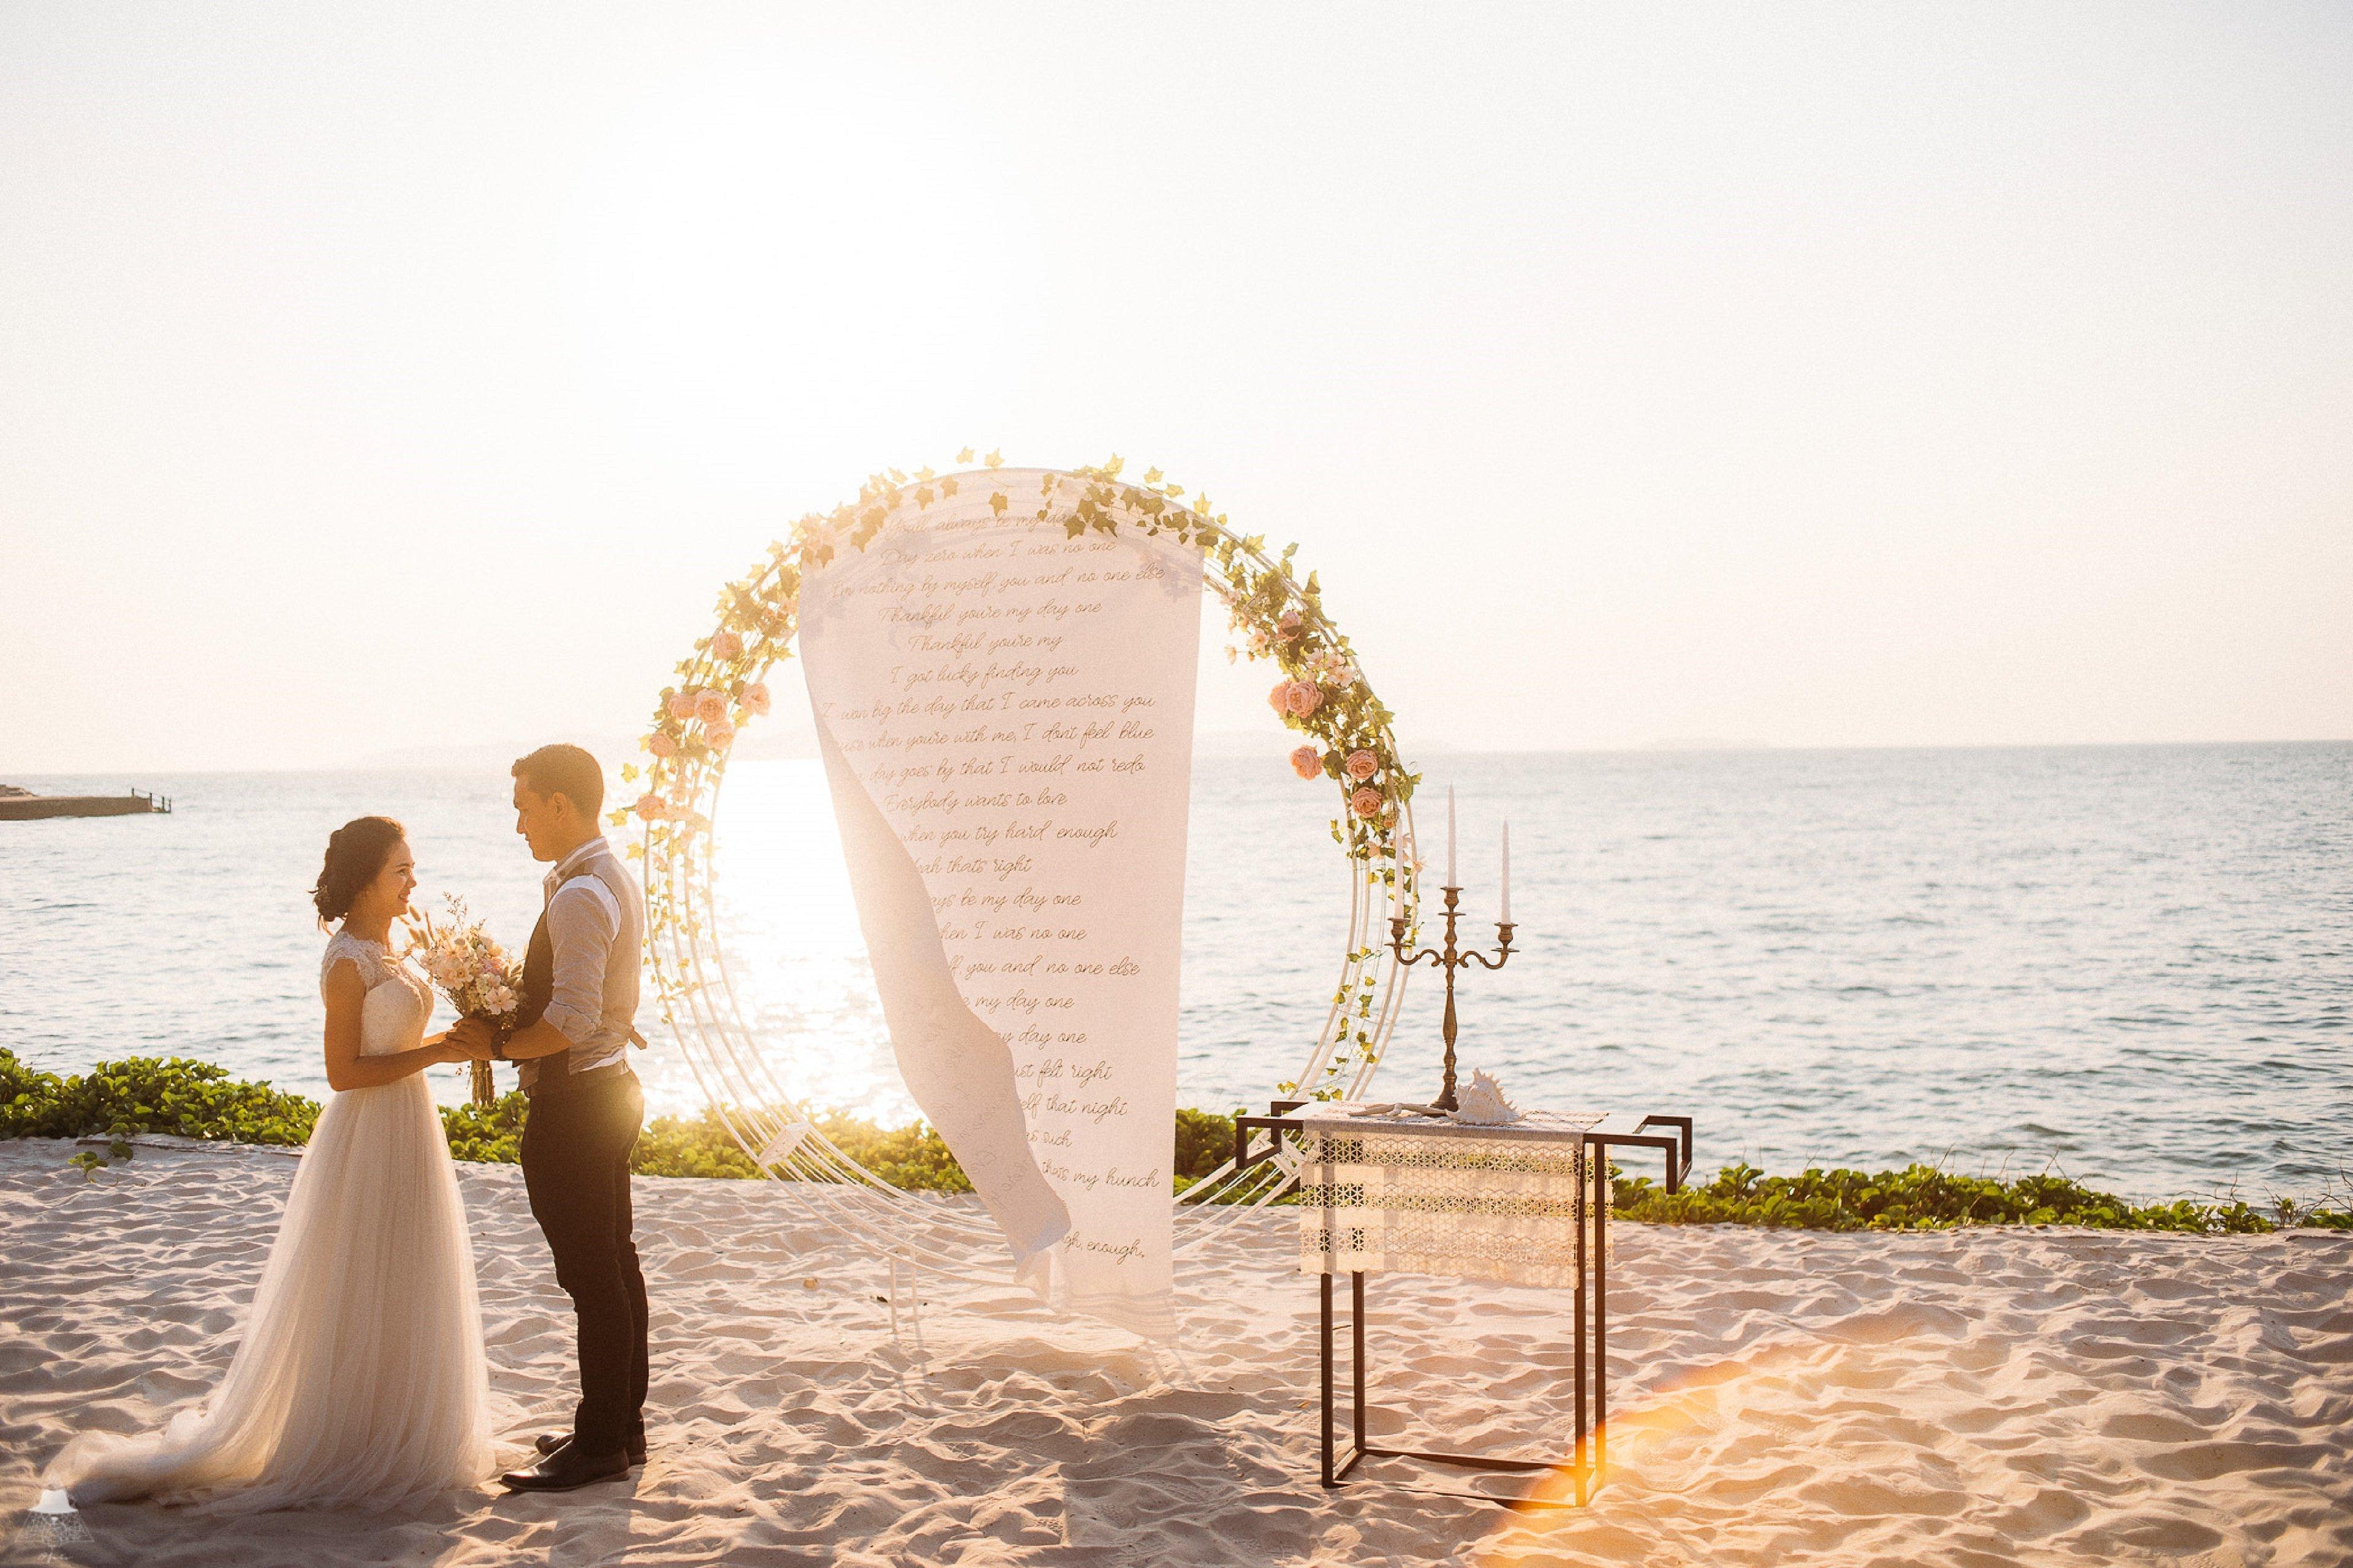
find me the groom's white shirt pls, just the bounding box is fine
[539,835,641,1077]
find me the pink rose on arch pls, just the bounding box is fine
[1289,744,1321,780]
[1350,785,1385,818]
[646,731,678,759]
[1284,680,1322,718]
[740,681,771,716]
[633,792,667,822]
[1268,681,1292,716]
[1344,749,1377,781]
[710,631,743,660]
[703,719,737,751]
[1278,610,1302,637]
[667,691,697,721]
[694,689,729,725]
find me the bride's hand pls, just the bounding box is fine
[447,1017,499,1060]
[423,1031,471,1064]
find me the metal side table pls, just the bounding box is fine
[1235,1102,1691,1506]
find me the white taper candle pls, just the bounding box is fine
[1500,820,1510,924]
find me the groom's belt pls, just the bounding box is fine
[521,1059,635,1102]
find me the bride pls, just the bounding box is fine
[44,816,498,1511]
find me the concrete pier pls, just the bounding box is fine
[0,788,173,820]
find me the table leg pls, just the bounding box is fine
[1352,1270,1366,1458]
[1320,1272,1335,1488]
[1575,1137,1589,1491]
[1594,1137,1609,1490]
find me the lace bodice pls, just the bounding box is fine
[320,932,433,1058]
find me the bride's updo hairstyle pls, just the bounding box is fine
[312,815,406,928]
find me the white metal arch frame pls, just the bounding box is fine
[629,461,1420,1276]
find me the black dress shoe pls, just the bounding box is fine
[536,1431,646,1466]
[500,1441,630,1492]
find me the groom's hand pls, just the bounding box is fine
[449,1017,500,1058]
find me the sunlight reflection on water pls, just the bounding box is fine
[3,743,2346,1202]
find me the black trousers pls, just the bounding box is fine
[520,1072,649,1453]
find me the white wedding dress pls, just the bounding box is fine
[45,931,496,1512]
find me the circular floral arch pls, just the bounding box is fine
[621,455,1420,1260]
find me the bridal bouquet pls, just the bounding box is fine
[403,896,523,1034]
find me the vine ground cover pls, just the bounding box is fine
[10,1050,2343,1234]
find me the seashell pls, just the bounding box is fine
[1452,1069,1522,1126]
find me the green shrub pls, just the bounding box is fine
[8,1049,2347,1231]
[806,1111,969,1191]
[1173,1106,1241,1181]
[1610,1161,2349,1233]
[634,1103,763,1180]
[0,1048,65,1138]
[1,1049,319,1146]
[440,1091,528,1166]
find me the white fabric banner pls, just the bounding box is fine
[797,475,1202,1339]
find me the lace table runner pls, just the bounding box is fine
[1294,1104,1610,1288]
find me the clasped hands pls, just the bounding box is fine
[433,1016,506,1062]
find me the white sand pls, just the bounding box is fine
[2,1137,2348,1567]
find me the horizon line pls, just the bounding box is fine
[6,734,2350,779]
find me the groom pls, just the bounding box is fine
[453,743,650,1492]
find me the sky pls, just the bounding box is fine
[2,1,2348,773]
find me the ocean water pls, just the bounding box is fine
[1,744,2345,1205]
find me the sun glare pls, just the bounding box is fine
[559,53,1042,484]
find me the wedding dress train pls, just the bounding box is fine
[44,931,495,1512]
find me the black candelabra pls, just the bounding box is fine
[1389,884,1514,1112]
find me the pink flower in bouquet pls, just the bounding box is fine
[694,689,729,725]
[1345,749,1378,781]
[646,730,678,759]
[634,792,667,822]
[1268,680,1292,716]
[703,718,737,751]
[1350,785,1384,818]
[711,631,743,660]
[403,896,526,1032]
[740,681,771,716]
[1289,744,1321,779]
[1284,680,1322,718]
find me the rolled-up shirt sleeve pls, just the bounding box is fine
[540,882,619,1049]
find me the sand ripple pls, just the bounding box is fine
[2,1139,2347,1566]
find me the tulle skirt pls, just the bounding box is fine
[45,1073,496,1512]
